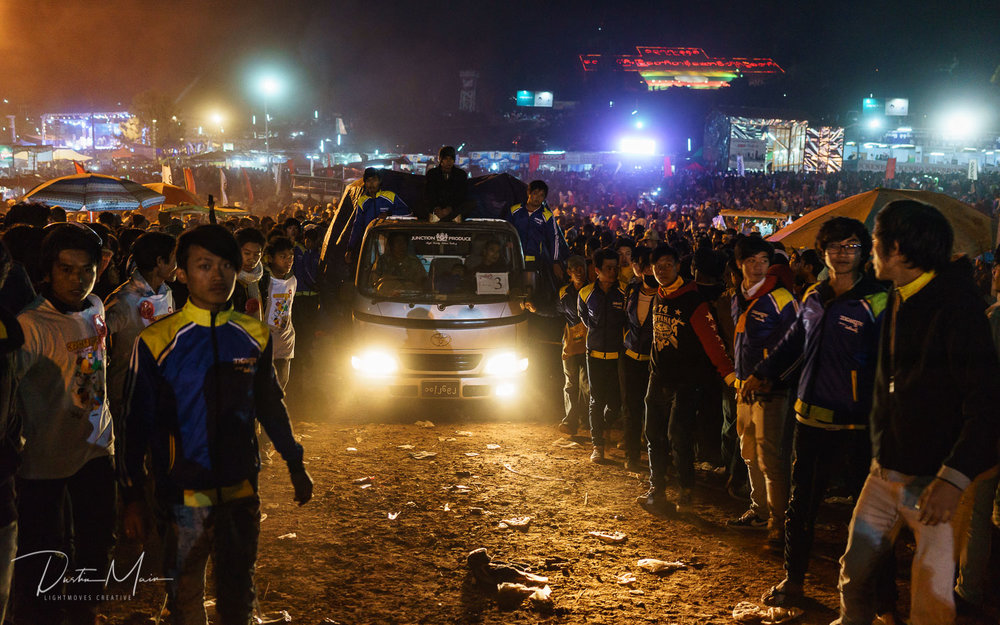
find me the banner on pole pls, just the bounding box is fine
[161,164,172,186]
[885,158,896,180]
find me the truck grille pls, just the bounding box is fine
[400,353,482,372]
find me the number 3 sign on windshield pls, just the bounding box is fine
[475,272,509,295]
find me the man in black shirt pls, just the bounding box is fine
[834,200,1000,625]
[424,146,469,222]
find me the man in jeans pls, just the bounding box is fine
[729,236,798,550]
[122,225,313,625]
[833,200,1000,625]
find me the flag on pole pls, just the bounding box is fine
[161,164,173,185]
[183,168,197,194]
[241,168,254,204]
[219,168,229,206]
[885,158,896,180]
[73,161,86,174]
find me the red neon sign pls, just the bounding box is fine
[580,47,783,75]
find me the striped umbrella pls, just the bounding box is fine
[23,173,165,211]
[769,188,994,258]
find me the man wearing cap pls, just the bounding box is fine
[346,168,410,256]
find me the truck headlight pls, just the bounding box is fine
[483,352,529,377]
[351,349,399,377]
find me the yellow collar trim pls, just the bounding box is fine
[661,276,684,295]
[182,300,234,326]
[897,270,935,302]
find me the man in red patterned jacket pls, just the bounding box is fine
[639,244,737,513]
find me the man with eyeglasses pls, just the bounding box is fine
[740,218,895,616]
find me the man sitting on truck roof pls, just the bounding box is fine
[371,232,426,296]
[346,167,410,258]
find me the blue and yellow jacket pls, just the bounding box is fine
[578,279,628,357]
[347,190,410,250]
[506,202,569,265]
[732,276,798,384]
[623,280,655,360]
[120,301,304,506]
[556,282,583,327]
[754,276,887,428]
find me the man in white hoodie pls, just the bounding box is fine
[13,223,117,625]
[104,232,176,430]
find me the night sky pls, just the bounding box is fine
[3,0,999,140]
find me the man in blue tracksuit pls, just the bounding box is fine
[741,218,893,611]
[578,247,627,463]
[507,180,569,310]
[121,225,313,625]
[620,246,656,471]
[346,167,410,254]
[729,236,799,548]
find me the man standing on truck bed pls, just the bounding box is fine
[424,145,469,222]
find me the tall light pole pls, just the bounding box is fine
[259,76,281,165]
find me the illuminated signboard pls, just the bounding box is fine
[862,98,882,113]
[516,90,554,107]
[885,98,908,116]
[580,47,783,91]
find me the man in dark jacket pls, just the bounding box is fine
[0,242,22,623]
[640,244,737,512]
[424,145,469,222]
[834,200,1000,625]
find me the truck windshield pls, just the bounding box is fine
[358,227,523,303]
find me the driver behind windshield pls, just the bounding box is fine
[371,233,426,295]
[468,239,508,274]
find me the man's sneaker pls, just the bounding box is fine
[589,446,605,463]
[558,422,577,436]
[727,509,768,530]
[674,488,694,514]
[636,487,669,510]
[623,456,647,473]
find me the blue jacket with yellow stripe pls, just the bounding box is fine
[347,190,410,250]
[505,202,569,265]
[732,276,799,385]
[120,301,304,505]
[623,280,655,358]
[578,279,628,356]
[754,276,887,428]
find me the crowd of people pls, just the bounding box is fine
[0,150,997,624]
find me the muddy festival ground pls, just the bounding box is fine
[99,386,999,625]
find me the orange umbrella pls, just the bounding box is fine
[769,188,994,258]
[143,182,202,207]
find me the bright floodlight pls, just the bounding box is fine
[619,137,656,155]
[211,112,224,125]
[634,120,644,129]
[866,117,882,130]
[259,76,281,96]
[941,111,977,139]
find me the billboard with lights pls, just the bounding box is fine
[515,91,553,107]
[580,47,783,90]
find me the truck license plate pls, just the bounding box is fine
[421,381,460,397]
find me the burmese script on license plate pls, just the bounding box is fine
[422,380,460,397]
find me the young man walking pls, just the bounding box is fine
[121,225,313,625]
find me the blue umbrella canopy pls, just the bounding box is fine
[23,173,165,211]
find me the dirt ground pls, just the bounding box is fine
[102,389,998,625]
